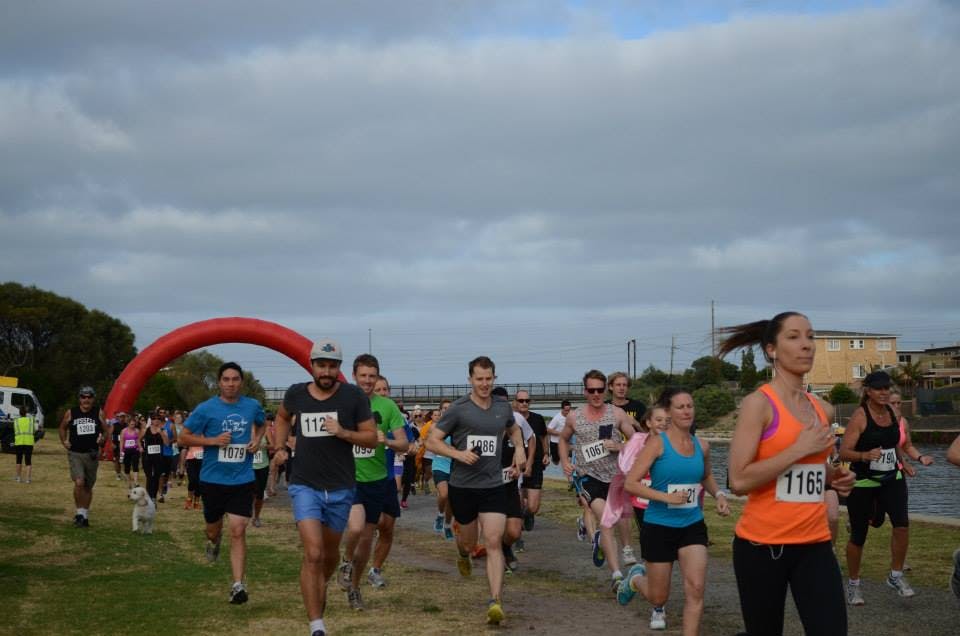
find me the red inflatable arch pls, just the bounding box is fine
[104,317,327,418]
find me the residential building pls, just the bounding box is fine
[807,331,898,391]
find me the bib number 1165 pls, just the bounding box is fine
[776,464,825,503]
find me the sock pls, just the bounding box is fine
[890,570,903,579]
[233,580,243,588]
[849,578,860,586]
[77,508,88,518]
[611,569,623,580]
[309,619,326,634]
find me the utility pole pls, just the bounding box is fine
[368,328,372,354]
[626,340,631,375]
[631,338,637,378]
[710,300,716,356]
[669,334,676,379]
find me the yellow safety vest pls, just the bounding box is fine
[13,416,35,447]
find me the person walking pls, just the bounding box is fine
[58,386,110,528]
[13,405,39,483]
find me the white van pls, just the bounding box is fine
[0,382,45,452]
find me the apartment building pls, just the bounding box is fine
[807,330,898,390]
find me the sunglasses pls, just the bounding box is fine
[80,394,94,399]
[585,387,605,394]
[516,399,530,404]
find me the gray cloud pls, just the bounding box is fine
[2,1,958,386]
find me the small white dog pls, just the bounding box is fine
[128,486,156,534]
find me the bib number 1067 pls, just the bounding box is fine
[776,464,825,503]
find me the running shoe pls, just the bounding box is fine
[576,515,587,542]
[400,500,408,510]
[13,476,20,483]
[311,631,325,636]
[433,514,443,533]
[846,582,865,606]
[950,548,960,600]
[514,538,525,553]
[193,500,201,510]
[443,526,454,540]
[456,552,472,577]
[367,567,386,588]
[229,582,248,605]
[622,545,637,566]
[24,478,30,484]
[649,606,666,630]
[252,518,262,528]
[616,563,646,606]
[206,536,222,563]
[347,588,364,611]
[486,600,504,625]
[610,574,623,595]
[337,559,353,591]
[522,510,535,532]
[886,573,915,597]
[184,499,193,510]
[80,516,90,528]
[591,530,605,567]
[73,514,83,528]
[158,494,165,503]
[116,473,123,481]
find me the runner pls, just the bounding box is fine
[948,434,960,600]
[547,400,572,466]
[839,370,931,604]
[183,434,203,510]
[271,339,376,636]
[717,312,854,635]
[425,356,526,625]
[337,354,408,608]
[58,386,110,528]
[496,387,535,573]
[141,413,170,504]
[109,412,124,481]
[606,372,645,565]
[514,389,549,532]
[370,374,418,586]
[558,370,637,592]
[616,387,730,635]
[156,412,176,503]
[251,419,272,527]
[178,362,266,605]
[430,399,455,538]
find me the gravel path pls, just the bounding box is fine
[388,487,959,635]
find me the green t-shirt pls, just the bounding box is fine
[354,394,405,483]
[252,434,270,470]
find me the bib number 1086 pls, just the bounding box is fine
[776,464,825,503]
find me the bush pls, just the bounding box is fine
[693,385,736,428]
[827,383,858,405]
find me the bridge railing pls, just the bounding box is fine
[388,382,583,404]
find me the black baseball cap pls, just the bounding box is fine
[863,370,892,389]
[492,387,509,398]
[78,386,95,397]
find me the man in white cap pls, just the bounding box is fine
[272,338,377,636]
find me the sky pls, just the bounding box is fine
[2,0,958,390]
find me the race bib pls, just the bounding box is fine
[502,467,515,484]
[77,421,96,435]
[775,464,825,503]
[301,412,336,437]
[467,435,497,457]
[394,455,404,467]
[253,450,266,464]
[353,445,376,459]
[147,444,161,455]
[123,439,137,449]
[667,483,702,509]
[218,444,247,463]
[195,449,204,460]
[869,448,897,472]
[581,439,610,463]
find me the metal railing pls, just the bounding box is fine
[263,382,584,405]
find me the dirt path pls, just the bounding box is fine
[387,487,958,635]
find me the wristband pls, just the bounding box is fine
[715,489,728,498]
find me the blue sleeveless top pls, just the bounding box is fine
[644,432,705,528]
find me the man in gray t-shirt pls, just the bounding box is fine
[425,356,525,627]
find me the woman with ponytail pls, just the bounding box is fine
[721,312,854,636]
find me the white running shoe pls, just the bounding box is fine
[621,545,637,566]
[649,606,666,630]
[337,559,353,591]
[847,582,865,606]
[886,573,915,597]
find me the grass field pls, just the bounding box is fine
[2,445,957,635]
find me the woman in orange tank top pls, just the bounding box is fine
[719,312,855,636]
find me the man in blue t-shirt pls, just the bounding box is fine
[180,362,265,605]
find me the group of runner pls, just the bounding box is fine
[54,317,960,636]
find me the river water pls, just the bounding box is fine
[543,436,959,519]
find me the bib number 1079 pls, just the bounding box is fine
[776,464,825,503]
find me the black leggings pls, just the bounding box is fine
[143,456,164,501]
[15,446,33,466]
[846,478,908,546]
[186,458,202,495]
[401,455,417,501]
[733,537,846,636]
[123,451,140,474]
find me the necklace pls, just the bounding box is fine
[772,376,820,428]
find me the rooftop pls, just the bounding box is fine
[815,331,898,338]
